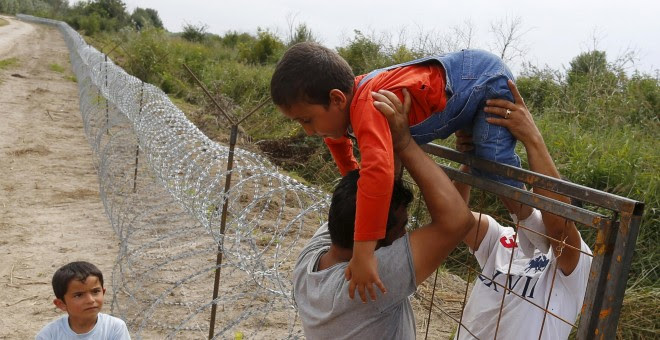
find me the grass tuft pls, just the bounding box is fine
[49,63,66,73]
[0,57,19,70]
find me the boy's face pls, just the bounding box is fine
[280,89,350,139]
[54,275,105,321]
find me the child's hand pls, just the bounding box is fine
[372,89,412,152]
[345,240,386,303]
[455,129,474,153]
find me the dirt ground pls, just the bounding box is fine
[0,16,119,339]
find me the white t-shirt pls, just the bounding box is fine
[36,313,131,340]
[456,215,592,340]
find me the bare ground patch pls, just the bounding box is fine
[6,145,51,157]
[0,16,118,339]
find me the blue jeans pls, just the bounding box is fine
[360,49,523,188]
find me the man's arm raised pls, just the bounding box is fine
[372,89,475,286]
[484,80,583,275]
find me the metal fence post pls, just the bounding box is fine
[208,124,238,339]
[104,53,109,134]
[578,203,644,339]
[132,81,144,193]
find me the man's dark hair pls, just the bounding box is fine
[52,261,104,301]
[270,42,355,109]
[328,170,413,248]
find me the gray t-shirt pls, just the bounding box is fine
[35,313,131,339]
[293,223,417,339]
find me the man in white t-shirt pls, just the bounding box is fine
[373,80,592,339]
[450,81,593,339]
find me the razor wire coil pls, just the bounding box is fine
[18,14,326,339]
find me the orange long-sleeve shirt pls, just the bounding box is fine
[324,63,447,241]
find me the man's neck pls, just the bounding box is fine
[317,244,352,271]
[68,315,98,334]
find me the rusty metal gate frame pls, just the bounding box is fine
[420,142,644,339]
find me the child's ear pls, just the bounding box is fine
[53,298,67,312]
[329,89,347,108]
[102,287,107,296]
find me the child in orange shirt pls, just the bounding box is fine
[271,42,536,302]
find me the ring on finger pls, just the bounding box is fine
[505,109,512,119]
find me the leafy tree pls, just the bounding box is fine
[516,63,562,111]
[44,0,68,16]
[181,23,207,43]
[567,50,610,85]
[564,50,623,117]
[131,7,163,30]
[337,30,388,75]
[77,12,101,35]
[0,0,20,14]
[238,28,284,65]
[388,45,416,65]
[143,8,162,28]
[66,0,130,33]
[221,30,255,48]
[287,23,317,46]
[623,72,660,124]
[0,0,53,15]
[87,0,127,21]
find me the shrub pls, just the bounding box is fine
[337,30,389,75]
[181,23,207,43]
[238,29,284,65]
[130,7,162,30]
[517,64,562,111]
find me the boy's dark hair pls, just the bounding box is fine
[52,261,104,301]
[328,170,413,249]
[270,42,355,109]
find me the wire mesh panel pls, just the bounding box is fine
[17,14,644,340]
[415,144,644,339]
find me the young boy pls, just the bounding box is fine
[270,42,543,302]
[36,261,131,340]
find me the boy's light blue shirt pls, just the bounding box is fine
[36,313,131,340]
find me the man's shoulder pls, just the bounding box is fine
[294,226,331,273]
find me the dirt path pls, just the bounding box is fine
[0,16,119,339]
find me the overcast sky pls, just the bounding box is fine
[74,0,659,75]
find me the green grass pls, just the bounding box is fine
[0,57,19,70]
[0,18,9,27]
[49,63,66,73]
